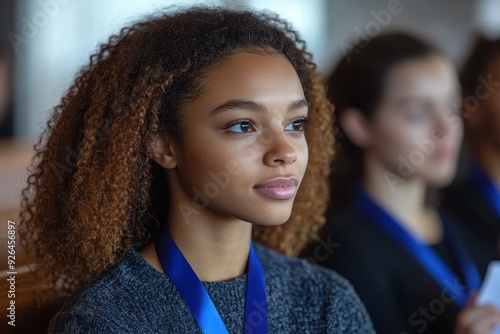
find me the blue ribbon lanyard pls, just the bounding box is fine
[155,228,268,334]
[355,188,482,308]
[471,162,500,217]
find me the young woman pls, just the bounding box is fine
[18,7,374,333]
[442,35,500,266]
[302,33,500,333]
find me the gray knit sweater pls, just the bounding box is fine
[49,244,375,333]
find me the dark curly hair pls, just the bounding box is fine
[460,34,500,100]
[19,6,334,299]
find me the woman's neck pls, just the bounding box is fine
[362,154,442,244]
[141,210,253,282]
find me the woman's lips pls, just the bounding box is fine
[253,177,298,200]
[431,148,456,161]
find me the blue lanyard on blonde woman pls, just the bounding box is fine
[355,187,482,308]
[155,227,269,334]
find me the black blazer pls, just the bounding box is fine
[301,206,493,334]
[441,173,500,267]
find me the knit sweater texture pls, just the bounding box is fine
[49,243,375,333]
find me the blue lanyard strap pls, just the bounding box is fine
[440,215,482,297]
[355,188,482,307]
[471,162,500,217]
[245,241,268,333]
[155,228,268,334]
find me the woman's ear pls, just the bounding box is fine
[340,108,372,148]
[151,135,179,169]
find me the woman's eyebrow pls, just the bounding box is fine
[210,100,266,115]
[288,98,308,111]
[209,98,308,116]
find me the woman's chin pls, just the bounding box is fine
[425,171,456,188]
[250,214,292,227]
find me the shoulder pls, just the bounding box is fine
[257,243,352,289]
[300,206,399,295]
[49,248,163,333]
[322,206,375,237]
[256,244,375,333]
[310,206,393,260]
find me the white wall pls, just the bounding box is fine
[323,0,477,75]
[13,0,223,138]
[11,0,496,138]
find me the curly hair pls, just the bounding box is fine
[19,6,334,298]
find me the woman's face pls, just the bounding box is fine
[367,55,463,187]
[170,51,309,226]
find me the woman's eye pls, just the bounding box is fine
[285,118,308,131]
[405,107,428,120]
[226,121,255,133]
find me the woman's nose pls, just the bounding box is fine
[262,131,297,167]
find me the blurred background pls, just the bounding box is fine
[3,0,500,141]
[1,0,500,307]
